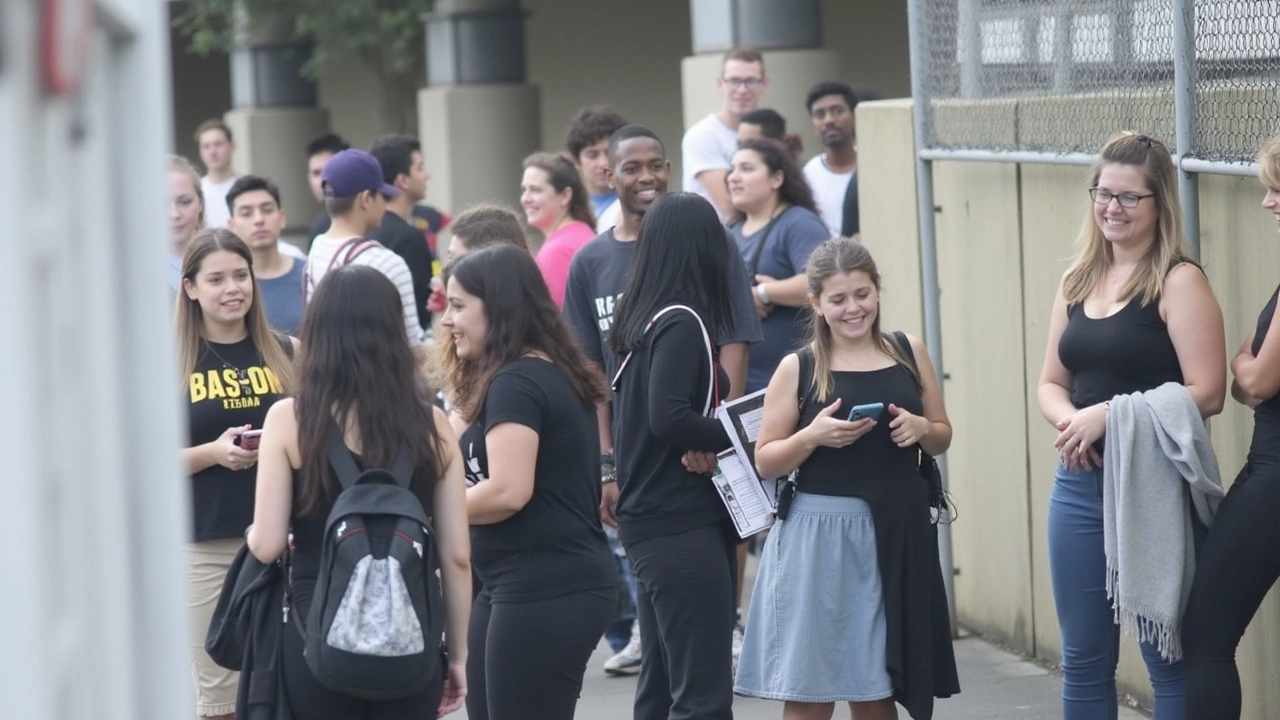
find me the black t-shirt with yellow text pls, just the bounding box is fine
[186,337,285,542]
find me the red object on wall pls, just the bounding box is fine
[40,0,94,95]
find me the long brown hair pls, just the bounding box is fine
[727,137,818,227]
[294,265,446,519]
[1062,131,1188,307]
[433,245,607,422]
[523,152,596,229]
[804,237,918,401]
[176,228,295,395]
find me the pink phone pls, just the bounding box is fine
[239,429,263,451]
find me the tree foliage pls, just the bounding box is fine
[175,0,437,132]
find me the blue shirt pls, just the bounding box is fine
[258,257,306,335]
[730,206,829,393]
[590,192,618,218]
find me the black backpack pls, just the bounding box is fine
[298,430,445,700]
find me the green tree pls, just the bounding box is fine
[175,0,435,133]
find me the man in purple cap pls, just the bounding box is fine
[303,149,426,346]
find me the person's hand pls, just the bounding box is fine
[213,425,257,471]
[600,481,620,528]
[886,404,931,448]
[1054,403,1107,471]
[801,399,875,449]
[682,450,718,476]
[436,658,467,717]
[753,276,776,320]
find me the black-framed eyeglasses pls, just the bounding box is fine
[1089,187,1155,208]
[722,77,763,89]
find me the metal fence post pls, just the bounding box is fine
[1172,0,1201,260]
[906,0,958,635]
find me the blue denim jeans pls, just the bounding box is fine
[1048,462,1185,720]
[603,525,639,652]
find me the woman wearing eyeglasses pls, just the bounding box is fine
[1036,131,1226,720]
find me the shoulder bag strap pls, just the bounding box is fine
[745,211,784,280]
[610,304,718,416]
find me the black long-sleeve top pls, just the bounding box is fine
[612,310,732,545]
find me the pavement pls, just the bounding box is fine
[454,552,1149,719]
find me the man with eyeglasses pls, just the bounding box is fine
[682,47,770,221]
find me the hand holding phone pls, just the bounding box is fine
[238,429,264,451]
[846,402,885,422]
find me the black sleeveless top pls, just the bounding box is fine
[1248,286,1280,466]
[796,364,923,497]
[1058,296,1183,408]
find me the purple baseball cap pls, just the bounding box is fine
[320,149,402,198]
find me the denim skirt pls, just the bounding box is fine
[734,492,894,703]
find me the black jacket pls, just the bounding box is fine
[205,543,293,720]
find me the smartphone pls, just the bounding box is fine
[238,429,264,451]
[846,402,885,422]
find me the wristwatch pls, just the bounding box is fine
[756,283,771,305]
[601,451,617,485]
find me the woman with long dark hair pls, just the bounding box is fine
[607,192,738,720]
[247,264,473,719]
[727,136,830,395]
[177,228,296,720]
[433,244,617,720]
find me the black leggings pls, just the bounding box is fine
[465,587,615,720]
[1182,459,1280,719]
[627,523,737,720]
[281,605,443,719]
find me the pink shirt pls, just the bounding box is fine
[536,220,597,308]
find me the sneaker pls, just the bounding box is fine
[604,623,642,676]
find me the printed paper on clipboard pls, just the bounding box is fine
[711,449,775,538]
[714,388,780,510]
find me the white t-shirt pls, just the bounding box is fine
[681,113,739,220]
[595,198,621,233]
[306,235,426,346]
[201,175,238,229]
[803,156,855,238]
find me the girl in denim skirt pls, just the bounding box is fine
[735,238,959,720]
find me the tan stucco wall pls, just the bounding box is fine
[859,97,1280,715]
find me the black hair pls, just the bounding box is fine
[608,193,733,355]
[739,109,787,140]
[565,105,630,159]
[805,81,858,114]
[306,132,349,159]
[225,174,283,213]
[369,134,421,186]
[607,125,666,167]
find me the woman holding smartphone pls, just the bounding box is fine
[735,237,958,720]
[177,228,296,720]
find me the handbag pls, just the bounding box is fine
[891,331,957,525]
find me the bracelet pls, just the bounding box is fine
[756,283,771,305]
[601,452,617,485]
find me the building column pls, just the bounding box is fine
[418,0,540,229]
[681,0,838,154]
[223,16,330,237]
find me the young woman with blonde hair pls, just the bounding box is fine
[177,228,296,719]
[736,237,958,720]
[1037,131,1227,719]
[169,155,206,290]
[1181,133,1280,720]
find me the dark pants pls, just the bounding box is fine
[626,523,737,720]
[1183,461,1280,720]
[466,587,615,720]
[281,603,443,719]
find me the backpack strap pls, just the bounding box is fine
[304,238,381,300]
[326,429,414,490]
[610,304,718,416]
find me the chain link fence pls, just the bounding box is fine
[917,0,1280,166]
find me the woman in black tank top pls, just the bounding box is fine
[738,238,959,720]
[1037,132,1226,720]
[1181,134,1280,720]
[246,265,474,720]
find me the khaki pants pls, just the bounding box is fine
[186,537,242,717]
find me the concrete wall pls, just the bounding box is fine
[859,97,1280,716]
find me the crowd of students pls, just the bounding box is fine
[168,41,1280,720]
